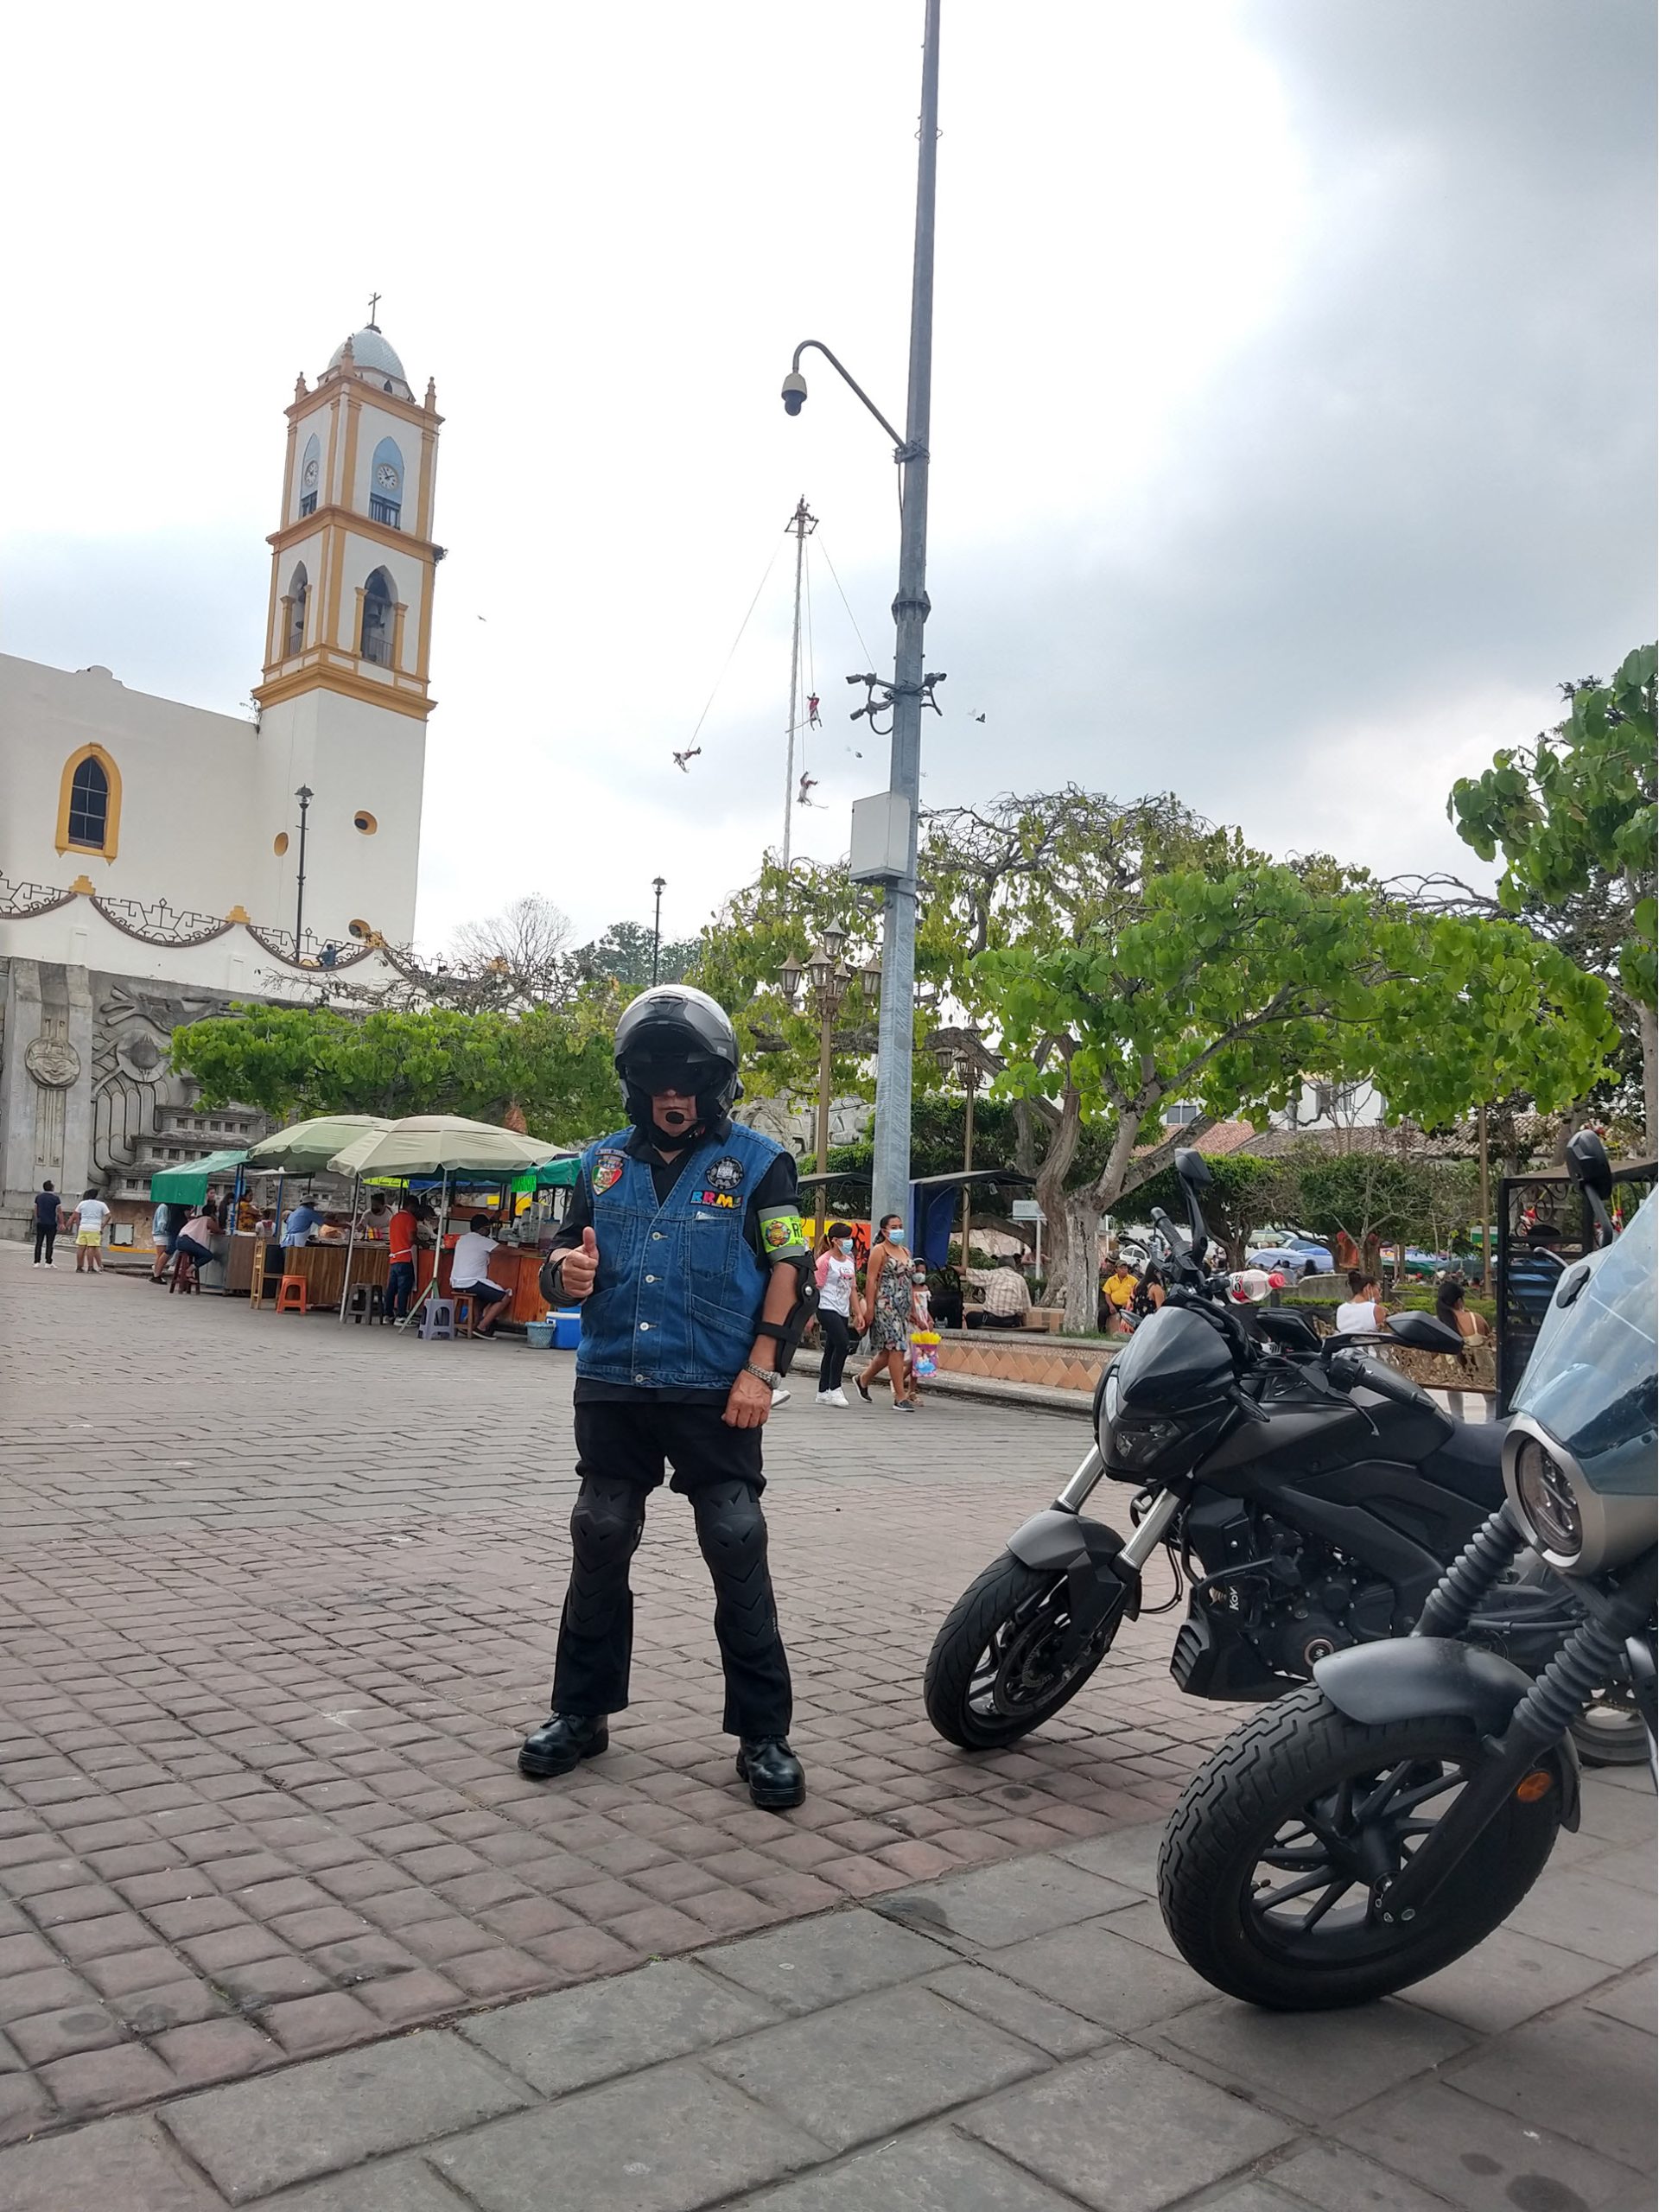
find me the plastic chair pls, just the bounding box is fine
[344,1282,386,1325]
[419,1298,456,1341]
[169,1250,198,1295]
[276,1274,309,1315]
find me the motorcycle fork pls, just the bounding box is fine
[1055,1486,1183,1669]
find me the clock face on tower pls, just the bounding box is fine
[302,456,319,486]
[375,462,400,490]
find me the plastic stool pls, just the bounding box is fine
[276,1274,309,1315]
[345,1282,386,1325]
[419,1298,456,1341]
[169,1250,198,1295]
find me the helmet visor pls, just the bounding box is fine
[620,1051,727,1099]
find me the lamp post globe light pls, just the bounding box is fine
[782,0,942,1238]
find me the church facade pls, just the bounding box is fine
[0,320,442,1238]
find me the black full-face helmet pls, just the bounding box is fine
[613,985,741,1135]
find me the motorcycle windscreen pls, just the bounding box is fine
[1110,1302,1236,1413]
[1514,1191,1657,1503]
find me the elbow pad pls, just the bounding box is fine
[754,1246,818,1376]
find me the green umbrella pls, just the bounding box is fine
[245,1114,392,1175]
[149,1147,249,1205]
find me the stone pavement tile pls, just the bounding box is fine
[461,1957,779,2095]
[1575,1780,1658,1844]
[1585,1961,1656,2031]
[160,2030,533,2202]
[1446,2006,1659,2173]
[1094,1897,1178,1958]
[257,2160,476,2210]
[1174,2188,1301,2212]
[522,1923,639,1981]
[0,2071,54,2146]
[8,1999,125,2063]
[874,1853,1138,1950]
[926,1962,1110,2059]
[261,1991,384,2055]
[704,1983,1044,2153]
[0,1963,99,2025]
[963,2042,1296,2212]
[1147,1995,1470,2122]
[1335,2078,1643,2211]
[40,2038,176,2117]
[697,1904,953,2016]
[355,1970,467,2028]
[0,2111,226,2211]
[731,2125,1085,2209]
[1592,1841,1656,1891]
[116,1980,233,2035]
[429,2058,821,2212]
[984,1919,1206,2032]
[1399,1923,1619,2037]
[1503,1866,1657,1967]
[1052,1818,1165,1895]
[1260,2141,1457,2211]
[155,2017,281,2088]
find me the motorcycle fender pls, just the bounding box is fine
[1314,1639,1581,1831]
[1007,1509,1140,1618]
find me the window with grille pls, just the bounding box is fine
[67,756,110,849]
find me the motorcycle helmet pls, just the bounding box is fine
[613,985,742,1135]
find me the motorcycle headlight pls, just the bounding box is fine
[1109,1416,1183,1469]
[1513,1435,1583,1561]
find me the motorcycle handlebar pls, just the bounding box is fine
[1327,1349,1422,1409]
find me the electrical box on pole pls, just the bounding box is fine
[849,791,912,883]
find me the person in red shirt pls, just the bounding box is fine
[386,1197,427,1321]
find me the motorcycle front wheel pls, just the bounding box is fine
[925,1552,1124,1750]
[1158,1684,1563,2010]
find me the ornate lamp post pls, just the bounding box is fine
[779,924,881,1236]
[935,1038,983,1276]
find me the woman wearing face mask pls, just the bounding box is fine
[813,1222,865,1406]
[855,1213,916,1410]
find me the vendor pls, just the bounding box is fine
[354,1191,393,1241]
[281,1194,323,1246]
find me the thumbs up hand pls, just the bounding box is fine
[561,1224,600,1301]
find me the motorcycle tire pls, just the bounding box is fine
[1570,1681,1651,1766]
[1158,1683,1563,2010]
[925,1551,1122,1750]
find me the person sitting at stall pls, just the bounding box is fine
[281,1194,323,1246]
[172,1203,221,1281]
[981,1255,1032,1326]
[451,1212,513,1338]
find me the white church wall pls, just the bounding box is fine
[346,402,423,517]
[252,688,425,947]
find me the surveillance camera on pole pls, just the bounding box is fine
[780,372,808,417]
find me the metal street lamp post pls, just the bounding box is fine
[651,876,666,986]
[779,925,881,1238]
[782,0,943,1237]
[293,785,313,958]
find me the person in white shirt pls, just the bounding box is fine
[71,1189,111,1274]
[450,1213,512,1338]
[1334,1270,1389,1334]
[812,1222,866,1405]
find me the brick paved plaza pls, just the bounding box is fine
[2,1242,1653,2209]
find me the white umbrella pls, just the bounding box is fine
[245,1114,392,1174]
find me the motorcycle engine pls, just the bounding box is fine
[1185,1501,1396,1677]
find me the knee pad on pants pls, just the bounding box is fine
[692,1482,777,1650]
[569,1478,646,1573]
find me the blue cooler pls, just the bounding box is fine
[552,1309,582,1351]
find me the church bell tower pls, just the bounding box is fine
[252,312,442,952]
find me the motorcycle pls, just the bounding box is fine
[1156,1155,1655,2008]
[924,1141,1643,1765]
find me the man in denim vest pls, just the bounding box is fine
[518,987,812,1810]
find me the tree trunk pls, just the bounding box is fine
[1063,1192,1102,1335]
[1639,1000,1657,1147]
[1034,1080,1082,1319]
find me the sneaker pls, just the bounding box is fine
[771,1387,791,1408]
[828,1389,849,1406]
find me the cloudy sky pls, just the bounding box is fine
[3,1,1652,957]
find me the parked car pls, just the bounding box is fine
[1247,1236,1334,1281]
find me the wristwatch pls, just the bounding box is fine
[742,1362,780,1388]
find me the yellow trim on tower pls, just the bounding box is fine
[416,426,436,541]
[414,568,435,684]
[391,601,408,673]
[340,397,362,519]
[253,664,434,721]
[55,745,123,861]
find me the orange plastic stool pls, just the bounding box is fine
[276,1274,309,1315]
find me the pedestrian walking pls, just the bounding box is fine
[518,986,813,1811]
[70,1188,111,1273]
[149,1198,181,1282]
[813,1220,864,1405]
[855,1213,917,1409]
[32,1181,62,1266]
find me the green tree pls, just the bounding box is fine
[574,919,699,994]
[980,864,1616,1332]
[172,1001,620,1146]
[1125,1153,1297,1268]
[1290,1151,1433,1275]
[1447,644,1657,1134]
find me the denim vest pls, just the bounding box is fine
[575,1122,782,1389]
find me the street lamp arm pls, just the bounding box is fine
[789,340,913,459]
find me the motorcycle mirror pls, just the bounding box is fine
[1386,1310,1465,1357]
[1174,1148,1212,1190]
[1565,1128,1614,1202]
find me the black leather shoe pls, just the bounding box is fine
[736,1738,806,1810]
[518,1713,609,1779]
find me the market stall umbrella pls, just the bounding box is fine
[245,1114,393,1176]
[328,1116,568,1180]
[149,1147,249,1205]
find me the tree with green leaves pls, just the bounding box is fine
[574,918,699,994]
[1124,1153,1297,1268]
[1445,644,1657,1134]
[981,861,1617,1332]
[171,1001,620,1146]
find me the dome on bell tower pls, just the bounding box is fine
[327,326,412,401]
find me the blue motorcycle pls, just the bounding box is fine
[1158,1138,1655,2008]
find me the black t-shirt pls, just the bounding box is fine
[548,1121,798,1405]
[35,1191,60,1226]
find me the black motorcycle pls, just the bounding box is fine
[1157,1156,1655,2008]
[925,1145,1638,1764]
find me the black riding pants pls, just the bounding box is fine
[550,1400,792,1738]
[33,1224,56,1264]
[817,1309,853,1393]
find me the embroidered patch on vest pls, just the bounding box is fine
[705,1155,747,1192]
[695,1191,740,1208]
[592,1151,626,1195]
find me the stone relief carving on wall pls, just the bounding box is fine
[92,978,227,1181]
[24,1036,81,1088]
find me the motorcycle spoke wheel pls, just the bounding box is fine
[925,1551,1127,1750]
[1246,1757,1469,1956]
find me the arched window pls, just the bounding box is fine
[361,568,396,665]
[284,563,308,655]
[55,745,122,859]
[370,436,404,527]
[298,432,321,518]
